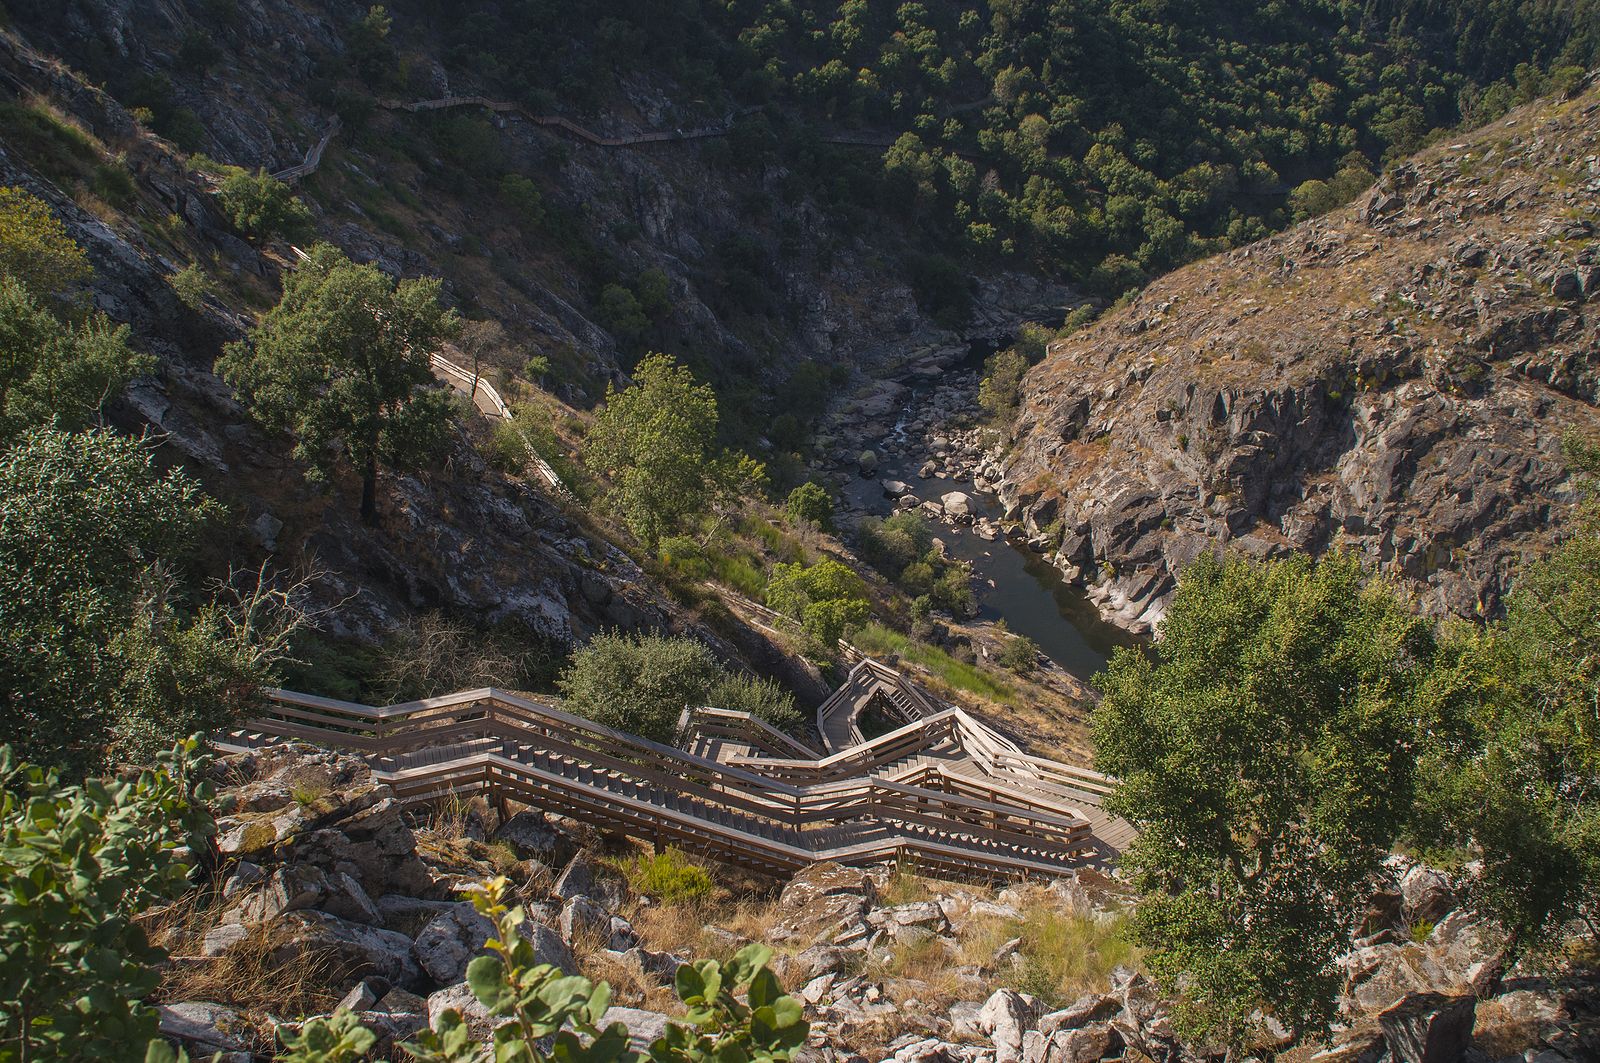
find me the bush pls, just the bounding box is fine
[484,418,533,473]
[276,877,808,1063]
[559,632,723,743]
[658,534,711,579]
[998,634,1040,673]
[166,263,215,310]
[0,738,214,1061]
[785,481,834,530]
[629,848,716,904]
[215,168,312,239]
[0,185,93,297]
[707,672,804,733]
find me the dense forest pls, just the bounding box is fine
[379,0,1600,292]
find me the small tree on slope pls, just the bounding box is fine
[218,243,458,523]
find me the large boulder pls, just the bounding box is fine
[766,863,878,947]
[157,1002,254,1057]
[271,910,422,988]
[1400,866,1457,927]
[492,810,576,868]
[1378,992,1475,1063]
[976,989,1040,1063]
[413,904,498,985]
[941,492,974,521]
[599,1007,674,1053]
[558,895,612,947]
[552,853,628,911]
[1022,1023,1121,1063]
[284,797,436,899]
[428,981,501,1043]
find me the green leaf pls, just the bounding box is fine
[467,953,514,1011]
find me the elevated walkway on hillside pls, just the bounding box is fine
[220,660,1133,879]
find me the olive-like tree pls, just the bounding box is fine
[1093,552,1434,1051]
[583,352,719,547]
[218,243,458,523]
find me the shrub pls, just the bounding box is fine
[559,632,723,743]
[998,634,1040,673]
[707,672,804,733]
[784,481,834,530]
[0,738,214,1061]
[215,168,312,240]
[658,535,711,579]
[167,263,214,310]
[630,848,716,904]
[484,418,533,473]
[0,185,92,297]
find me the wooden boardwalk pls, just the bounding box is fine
[220,660,1133,879]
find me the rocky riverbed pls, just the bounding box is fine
[809,353,1134,679]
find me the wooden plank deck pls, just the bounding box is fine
[221,660,1134,881]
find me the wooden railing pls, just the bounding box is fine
[220,681,1112,880]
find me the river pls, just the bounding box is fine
[835,381,1138,682]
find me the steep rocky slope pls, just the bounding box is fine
[1000,82,1600,633]
[9,0,1066,402]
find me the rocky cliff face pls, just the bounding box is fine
[1000,83,1600,633]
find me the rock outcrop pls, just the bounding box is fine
[1001,83,1600,633]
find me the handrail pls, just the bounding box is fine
[226,673,1122,879]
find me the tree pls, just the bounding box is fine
[215,168,313,240]
[766,558,870,651]
[0,738,214,1061]
[1412,437,1600,949]
[0,186,91,298]
[584,353,719,547]
[217,243,458,523]
[785,481,834,530]
[0,275,152,439]
[977,347,1029,426]
[1093,552,1433,1051]
[0,429,300,776]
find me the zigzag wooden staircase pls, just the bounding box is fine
[220,660,1132,881]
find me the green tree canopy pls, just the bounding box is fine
[766,558,870,651]
[0,186,91,298]
[584,352,720,547]
[0,738,214,1061]
[785,481,834,530]
[1093,552,1434,1051]
[217,242,458,522]
[214,168,313,240]
[0,275,152,439]
[1412,438,1600,950]
[0,429,298,776]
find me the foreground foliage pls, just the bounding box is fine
[271,878,807,1063]
[1095,553,1434,1050]
[0,739,213,1062]
[0,429,300,775]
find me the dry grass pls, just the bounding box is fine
[139,884,349,1044]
